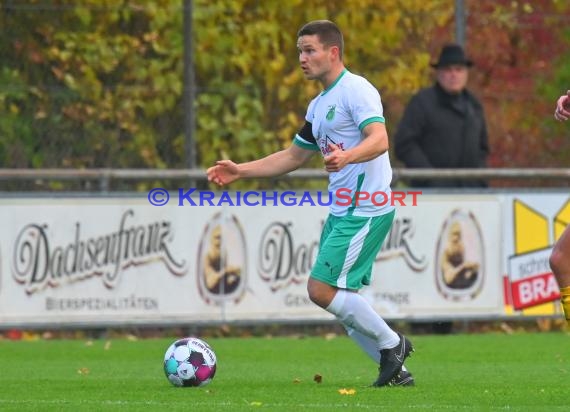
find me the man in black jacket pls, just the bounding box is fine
[394,44,489,188]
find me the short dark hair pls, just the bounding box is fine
[297,20,344,59]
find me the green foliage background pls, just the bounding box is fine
[1,0,570,189]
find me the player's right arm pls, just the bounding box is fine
[207,143,315,186]
[207,120,318,186]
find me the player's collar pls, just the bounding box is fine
[321,68,348,96]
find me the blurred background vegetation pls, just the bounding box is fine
[1,0,570,190]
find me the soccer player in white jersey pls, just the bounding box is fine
[207,20,414,387]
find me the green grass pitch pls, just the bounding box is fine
[0,332,568,411]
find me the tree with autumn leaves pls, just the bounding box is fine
[1,0,570,189]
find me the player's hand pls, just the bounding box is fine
[554,90,570,121]
[206,160,240,186]
[324,143,350,173]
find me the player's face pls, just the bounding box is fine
[297,34,332,81]
[437,65,469,94]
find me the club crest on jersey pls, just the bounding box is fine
[326,105,336,121]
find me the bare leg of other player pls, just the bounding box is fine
[550,225,570,326]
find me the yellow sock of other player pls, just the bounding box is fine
[560,286,570,326]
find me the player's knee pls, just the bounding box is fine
[306,281,322,306]
[550,246,565,276]
[307,278,333,309]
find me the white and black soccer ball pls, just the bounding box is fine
[163,337,217,387]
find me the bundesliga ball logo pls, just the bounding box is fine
[163,337,217,387]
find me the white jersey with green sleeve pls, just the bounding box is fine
[293,69,394,217]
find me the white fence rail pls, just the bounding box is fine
[0,168,569,191]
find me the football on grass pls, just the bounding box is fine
[163,337,217,387]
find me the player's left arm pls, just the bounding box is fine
[324,122,388,173]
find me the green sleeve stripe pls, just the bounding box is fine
[358,116,385,131]
[294,136,320,151]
